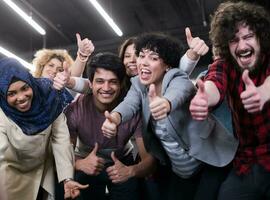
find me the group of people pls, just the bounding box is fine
[1,1,270,200]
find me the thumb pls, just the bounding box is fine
[76,33,82,44]
[185,27,193,47]
[242,70,254,88]
[148,84,157,102]
[91,142,99,155]
[104,110,114,123]
[111,151,118,163]
[63,61,70,75]
[196,79,205,95]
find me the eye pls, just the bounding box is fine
[7,92,15,97]
[22,84,30,91]
[57,68,64,72]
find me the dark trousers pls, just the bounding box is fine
[218,164,270,200]
[75,154,139,200]
[153,164,230,200]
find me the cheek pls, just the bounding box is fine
[6,96,15,106]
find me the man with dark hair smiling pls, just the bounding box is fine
[64,52,156,200]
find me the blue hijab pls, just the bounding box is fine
[0,58,73,135]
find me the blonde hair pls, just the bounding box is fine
[32,49,74,78]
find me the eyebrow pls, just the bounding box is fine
[7,83,28,93]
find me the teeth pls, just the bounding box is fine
[141,69,150,73]
[239,51,251,57]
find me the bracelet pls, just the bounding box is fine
[64,178,73,184]
[77,51,89,62]
[78,49,91,57]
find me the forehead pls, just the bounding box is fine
[47,58,62,65]
[140,48,159,55]
[125,44,135,53]
[93,68,118,80]
[235,24,253,35]
[8,80,27,91]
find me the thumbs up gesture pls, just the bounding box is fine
[76,33,95,58]
[75,143,105,176]
[148,84,171,120]
[240,70,267,113]
[106,152,132,183]
[53,61,71,90]
[189,79,209,120]
[185,27,209,60]
[101,111,121,138]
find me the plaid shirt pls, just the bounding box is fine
[205,57,270,175]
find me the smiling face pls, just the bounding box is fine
[229,24,261,71]
[137,49,169,90]
[90,68,121,112]
[7,80,33,112]
[123,44,138,77]
[41,58,63,80]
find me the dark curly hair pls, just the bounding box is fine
[209,1,270,62]
[135,32,183,68]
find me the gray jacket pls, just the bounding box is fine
[114,68,238,167]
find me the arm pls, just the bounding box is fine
[179,27,209,75]
[70,33,94,77]
[106,137,156,183]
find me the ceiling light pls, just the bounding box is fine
[88,0,123,37]
[2,0,46,35]
[0,46,34,71]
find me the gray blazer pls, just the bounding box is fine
[114,68,238,167]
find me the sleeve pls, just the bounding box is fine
[0,118,9,163]
[64,102,78,140]
[163,70,196,111]
[131,113,143,138]
[51,113,75,182]
[204,60,228,103]
[113,77,142,123]
[179,53,199,75]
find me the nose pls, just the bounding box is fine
[17,92,26,102]
[102,81,110,91]
[237,39,247,50]
[130,54,137,63]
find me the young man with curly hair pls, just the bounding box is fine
[190,2,270,199]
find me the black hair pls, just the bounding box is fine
[135,32,184,68]
[86,52,126,82]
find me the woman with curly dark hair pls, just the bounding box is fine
[190,2,270,199]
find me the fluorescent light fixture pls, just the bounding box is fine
[2,0,46,35]
[88,0,123,36]
[0,46,34,71]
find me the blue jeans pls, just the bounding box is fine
[75,153,139,200]
[218,164,270,200]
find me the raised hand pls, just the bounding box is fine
[185,27,209,60]
[240,70,267,113]
[75,143,105,176]
[148,84,170,120]
[101,111,120,138]
[189,79,209,120]
[76,33,94,58]
[106,152,132,183]
[64,180,89,199]
[53,61,71,90]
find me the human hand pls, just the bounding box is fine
[185,27,209,60]
[53,61,71,90]
[148,84,170,120]
[76,33,94,58]
[101,111,120,138]
[106,152,133,183]
[240,70,267,113]
[64,180,89,199]
[75,143,105,175]
[189,79,209,120]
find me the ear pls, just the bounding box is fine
[89,80,93,89]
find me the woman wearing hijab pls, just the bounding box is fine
[0,58,88,200]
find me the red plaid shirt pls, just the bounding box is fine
[205,58,270,175]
